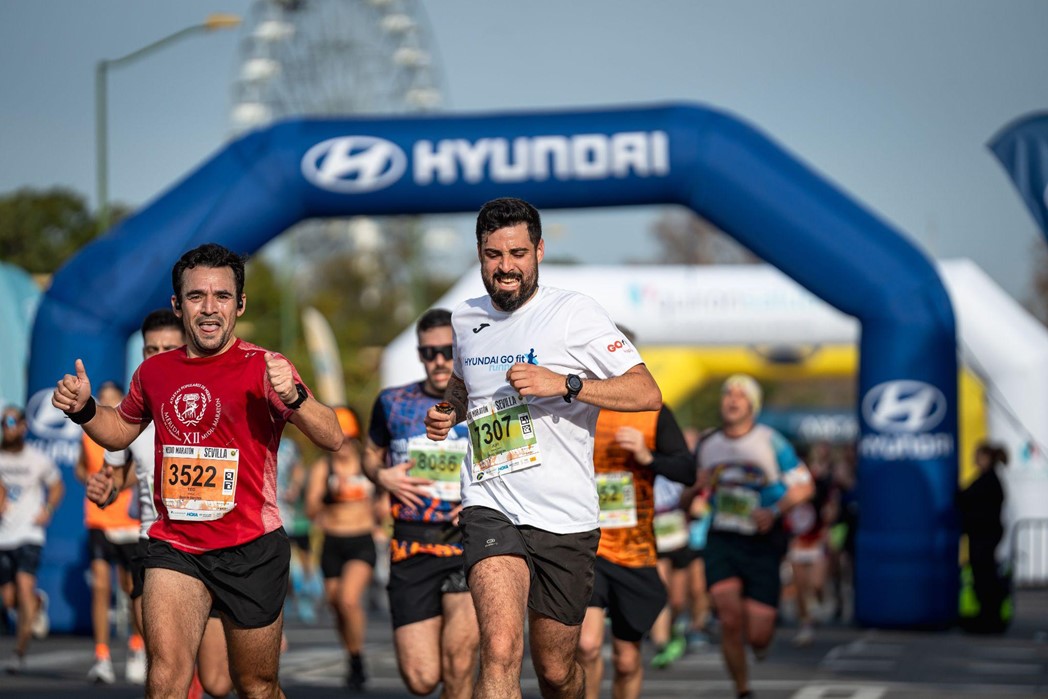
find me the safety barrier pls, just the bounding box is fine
[1011,518,1048,588]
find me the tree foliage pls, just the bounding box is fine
[1025,241,1048,326]
[0,187,130,274]
[650,207,759,265]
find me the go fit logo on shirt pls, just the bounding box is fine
[606,338,634,353]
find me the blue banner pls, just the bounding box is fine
[989,111,1048,237]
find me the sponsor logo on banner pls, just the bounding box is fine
[25,388,83,466]
[859,380,953,461]
[301,136,408,193]
[26,388,82,441]
[302,131,669,193]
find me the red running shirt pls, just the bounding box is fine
[118,338,304,553]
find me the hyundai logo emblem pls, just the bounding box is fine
[861,380,947,433]
[301,136,407,193]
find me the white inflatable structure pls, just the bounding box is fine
[381,259,1048,581]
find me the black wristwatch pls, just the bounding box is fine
[564,374,583,403]
[284,382,308,410]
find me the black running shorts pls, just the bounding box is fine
[461,505,600,626]
[387,552,470,629]
[88,528,138,568]
[704,528,786,609]
[143,528,290,628]
[589,556,667,642]
[320,532,377,579]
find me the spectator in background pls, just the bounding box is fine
[958,441,1010,634]
[0,406,64,674]
[75,381,142,685]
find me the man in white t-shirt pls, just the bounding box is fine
[0,406,65,674]
[425,197,663,699]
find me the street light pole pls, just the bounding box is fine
[95,14,240,233]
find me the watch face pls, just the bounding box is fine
[568,375,583,392]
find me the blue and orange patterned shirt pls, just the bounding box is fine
[369,381,470,560]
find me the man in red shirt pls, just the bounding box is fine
[52,243,343,699]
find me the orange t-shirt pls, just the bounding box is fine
[593,409,659,568]
[82,434,139,532]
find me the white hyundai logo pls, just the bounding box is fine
[301,136,407,193]
[26,387,82,441]
[862,380,947,433]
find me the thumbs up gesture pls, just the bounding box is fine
[52,358,93,414]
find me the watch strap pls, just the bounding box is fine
[285,382,308,410]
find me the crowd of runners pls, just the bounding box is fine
[0,197,869,699]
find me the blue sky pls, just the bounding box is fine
[2,0,1047,301]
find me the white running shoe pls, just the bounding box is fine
[4,652,27,675]
[87,657,116,684]
[792,623,816,647]
[30,590,49,639]
[125,648,146,684]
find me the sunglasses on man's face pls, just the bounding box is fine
[418,345,453,362]
[2,416,19,430]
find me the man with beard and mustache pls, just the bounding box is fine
[52,242,344,699]
[362,308,478,698]
[0,406,65,675]
[425,198,663,699]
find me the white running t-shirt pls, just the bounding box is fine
[453,285,643,534]
[105,422,157,539]
[0,445,62,549]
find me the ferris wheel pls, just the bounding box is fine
[230,0,444,133]
[228,0,450,283]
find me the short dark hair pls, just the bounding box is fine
[171,243,246,309]
[140,309,182,337]
[475,197,542,246]
[975,440,1009,468]
[97,379,124,395]
[416,308,452,335]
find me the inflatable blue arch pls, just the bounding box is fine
[27,103,959,631]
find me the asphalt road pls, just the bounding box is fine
[3,589,1047,698]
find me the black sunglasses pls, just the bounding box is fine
[418,345,453,361]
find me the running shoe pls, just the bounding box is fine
[792,623,815,647]
[650,635,687,669]
[296,595,317,625]
[4,652,27,675]
[347,654,367,691]
[685,629,711,651]
[125,648,146,684]
[30,590,49,639]
[87,657,116,684]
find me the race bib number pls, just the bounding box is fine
[160,445,238,522]
[408,436,465,502]
[596,471,637,528]
[467,395,541,482]
[713,486,760,535]
[654,510,689,552]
